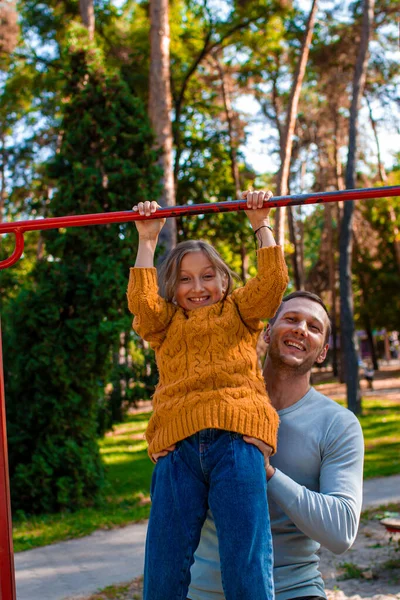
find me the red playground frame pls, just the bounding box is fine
[0,185,399,599]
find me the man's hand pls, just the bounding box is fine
[243,436,276,481]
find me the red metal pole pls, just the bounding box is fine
[0,318,17,600]
[0,185,399,270]
[0,183,398,598]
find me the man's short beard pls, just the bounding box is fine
[268,339,323,376]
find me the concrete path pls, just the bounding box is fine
[15,522,147,600]
[362,473,400,508]
[14,475,400,600]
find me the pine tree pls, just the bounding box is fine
[4,28,161,513]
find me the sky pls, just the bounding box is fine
[238,95,400,178]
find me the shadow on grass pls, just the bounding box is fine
[104,449,153,498]
[364,440,400,479]
[359,399,400,479]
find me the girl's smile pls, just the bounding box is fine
[174,251,227,311]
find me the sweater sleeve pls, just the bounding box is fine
[127,267,176,347]
[268,414,364,554]
[231,246,288,328]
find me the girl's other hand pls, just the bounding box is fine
[152,444,176,463]
[132,201,166,240]
[242,189,273,230]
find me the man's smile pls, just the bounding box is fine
[284,339,306,352]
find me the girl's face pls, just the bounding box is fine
[174,251,227,311]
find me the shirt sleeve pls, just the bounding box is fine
[268,414,364,554]
[231,246,288,330]
[127,267,176,347]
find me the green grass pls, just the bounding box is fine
[88,582,140,600]
[358,398,400,479]
[86,577,143,600]
[329,396,400,478]
[13,412,154,552]
[338,561,365,580]
[12,396,400,552]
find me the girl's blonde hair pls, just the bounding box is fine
[158,240,239,302]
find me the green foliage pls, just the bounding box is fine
[12,412,153,551]
[302,205,325,273]
[353,192,400,332]
[5,29,160,514]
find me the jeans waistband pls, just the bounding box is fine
[190,428,242,445]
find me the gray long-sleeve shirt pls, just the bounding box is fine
[188,387,364,600]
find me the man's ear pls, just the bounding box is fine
[316,344,329,364]
[264,323,272,345]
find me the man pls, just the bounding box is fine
[187,291,364,600]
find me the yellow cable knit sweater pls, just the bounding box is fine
[127,246,288,457]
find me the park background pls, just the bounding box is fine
[0,0,399,574]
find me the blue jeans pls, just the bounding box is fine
[143,428,274,600]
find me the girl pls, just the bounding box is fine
[127,190,288,600]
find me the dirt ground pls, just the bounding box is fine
[321,507,400,600]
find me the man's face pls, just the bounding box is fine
[266,298,329,374]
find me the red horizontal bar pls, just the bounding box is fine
[0,185,399,270]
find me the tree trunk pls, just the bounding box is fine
[331,305,339,378]
[275,0,319,245]
[213,54,250,279]
[0,0,19,54]
[339,0,374,414]
[240,244,249,281]
[366,97,400,274]
[333,110,345,191]
[0,133,6,224]
[288,207,304,289]
[213,55,241,198]
[354,238,379,372]
[388,204,400,275]
[149,0,176,257]
[326,203,339,376]
[366,95,387,182]
[339,203,360,412]
[364,314,379,371]
[110,344,123,424]
[79,0,95,40]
